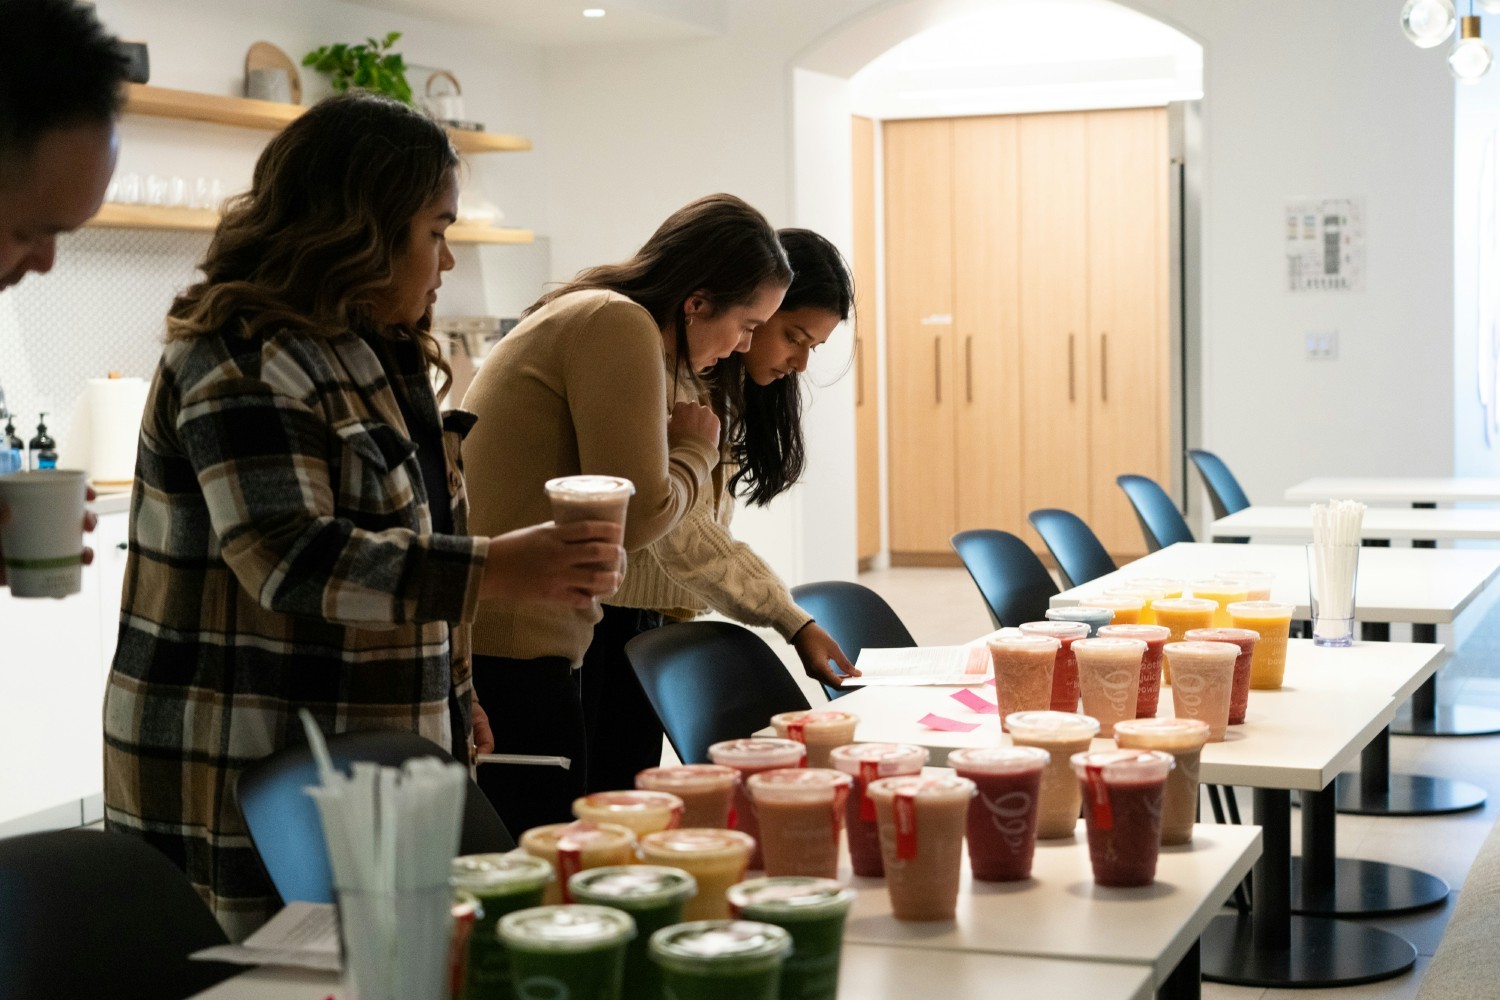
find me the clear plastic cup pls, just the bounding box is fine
[947,746,1049,882]
[1227,601,1296,690]
[1188,579,1250,628]
[1072,637,1147,737]
[637,828,754,922]
[544,474,636,526]
[769,711,860,770]
[865,775,976,921]
[498,905,636,999]
[1163,641,1238,741]
[1215,571,1274,602]
[988,633,1059,730]
[1151,598,1219,682]
[648,920,791,1000]
[1128,577,1186,599]
[726,878,855,1000]
[1070,749,1175,887]
[1003,711,1101,839]
[707,738,806,870]
[745,769,852,879]
[636,765,737,829]
[1112,718,1211,846]
[449,853,553,1000]
[1105,586,1169,626]
[1185,627,1259,725]
[828,743,929,878]
[567,866,697,1000]
[1077,594,1145,626]
[1019,620,1090,713]
[1044,605,1114,635]
[1097,624,1171,717]
[518,821,638,905]
[572,790,685,837]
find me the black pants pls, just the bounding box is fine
[471,654,587,837]
[579,605,668,793]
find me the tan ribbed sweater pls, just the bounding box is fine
[609,371,812,642]
[460,289,718,665]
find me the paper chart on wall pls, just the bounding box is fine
[1286,197,1365,292]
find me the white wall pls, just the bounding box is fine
[543,0,1457,581]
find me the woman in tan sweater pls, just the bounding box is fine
[461,194,791,833]
[582,228,861,791]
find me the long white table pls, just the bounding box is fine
[1210,505,1500,542]
[1286,475,1500,504]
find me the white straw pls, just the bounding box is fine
[474,753,573,769]
[1309,499,1364,638]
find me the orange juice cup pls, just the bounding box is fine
[1162,641,1238,741]
[519,821,638,904]
[1078,594,1144,626]
[1188,579,1250,628]
[1004,710,1101,839]
[1216,571,1275,602]
[636,765,738,829]
[1185,627,1259,725]
[865,775,976,921]
[1072,637,1147,737]
[572,790,685,838]
[988,633,1059,729]
[1128,578,1185,600]
[1227,601,1296,690]
[1106,586,1168,626]
[746,768,853,879]
[1098,624,1171,717]
[1151,598,1219,682]
[707,738,806,870]
[769,711,860,770]
[638,828,755,920]
[1019,620,1090,713]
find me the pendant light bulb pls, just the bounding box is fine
[1403,0,1458,47]
[1451,16,1494,81]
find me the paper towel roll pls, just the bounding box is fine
[87,376,149,486]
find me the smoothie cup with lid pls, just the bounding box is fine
[1185,627,1259,725]
[1188,579,1250,628]
[1004,710,1101,839]
[1128,577,1185,600]
[988,633,1059,730]
[746,768,853,879]
[573,790,685,837]
[544,475,636,525]
[636,765,737,828]
[518,821,638,904]
[450,853,554,1000]
[1071,749,1175,887]
[866,775,976,921]
[769,711,859,769]
[1106,586,1168,626]
[707,738,806,869]
[1151,598,1218,682]
[1163,641,1238,741]
[1112,718,1210,846]
[567,866,696,1000]
[637,828,754,920]
[727,877,855,1000]
[1216,571,1274,602]
[1098,623,1170,717]
[1227,601,1296,690]
[828,742,929,877]
[649,920,791,1000]
[498,904,635,1000]
[1077,594,1144,626]
[450,892,479,1000]
[1019,620,1089,713]
[1072,637,1147,737]
[948,746,1048,881]
[1043,605,1114,635]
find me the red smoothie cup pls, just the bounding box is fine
[1098,624,1171,717]
[745,768,853,880]
[988,632,1059,731]
[1184,627,1260,725]
[828,743,929,878]
[1070,748,1175,887]
[866,775,976,921]
[1019,620,1090,713]
[948,746,1049,881]
[708,738,806,869]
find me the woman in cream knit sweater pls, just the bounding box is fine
[581,228,860,792]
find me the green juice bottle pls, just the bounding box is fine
[568,865,697,1000]
[450,853,553,1000]
[499,904,636,1000]
[726,877,854,1000]
[648,920,791,1000]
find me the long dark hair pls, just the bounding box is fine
[529,193,791,391]
[721,228,854,506]
[166,92,459,393]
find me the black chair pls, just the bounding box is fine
[625,620,812,765]
[791,580,918,700]
[238,730,515,906]
[1115,474,1195,553]
[1187,448,1252,544]
[0,829,240,1000]
[1026,509,1118,590]
[950,529,1059,628]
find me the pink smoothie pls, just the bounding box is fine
[708,738,806,869]
[829,743,929,878]
[1098,624,1170,717]
[1185,628,1259,725]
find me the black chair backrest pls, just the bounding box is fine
[1115,474,1195,553]
[1026,509,1117,590]
[0,829,239,1000]
[625,620,812,765]
[950,529,1059,629]
[791,580,917,700]
[1187,449,1253,548]
[237,730,514,905]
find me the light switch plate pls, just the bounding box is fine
[1305,331,1339,360]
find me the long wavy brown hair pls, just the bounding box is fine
[166,91,457,392]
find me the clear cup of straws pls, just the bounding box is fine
[1306,499,1365,648]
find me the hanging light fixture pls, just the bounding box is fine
[1451,5,1494,81]
[1403,0,1458,47]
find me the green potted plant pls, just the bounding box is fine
[302,31,413,104]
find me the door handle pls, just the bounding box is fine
[934,336,942,404]
[1100,332,1108,403]
[965,336,973,403]
[1068,333,1076,403]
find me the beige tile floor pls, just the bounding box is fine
[849,566,1500,1000]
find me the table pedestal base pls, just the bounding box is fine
[1335,772,1487,816]
[1199,914,1416,988]
[1289,857,1449,917]
[1392,703,1500,737]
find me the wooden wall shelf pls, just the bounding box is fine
[86,204,534,245]
[123,83,533,153]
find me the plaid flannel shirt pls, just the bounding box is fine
[103,325,488,941]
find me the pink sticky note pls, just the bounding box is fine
[984,677,996,686]
[918,713,982,733]
[952,689,999,714]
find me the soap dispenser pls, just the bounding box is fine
[1,416,20,474]
[28,413,57,470]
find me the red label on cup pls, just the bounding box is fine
[1085,765,1113,831]
[786,718,808,743]
[859,761,880,822]
[832,783,851,843]
[727,804,738,829]
[668,803,683,829]
[797,750,808,768]
[557,838,583,902]
[895,792,918,860]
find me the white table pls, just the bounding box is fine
[1285,476,1500,505]
[186,944,1156,1000]
[1210,505,1500,542]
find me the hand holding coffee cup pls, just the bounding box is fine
[0,470,91,598]
[480,518,626,610]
